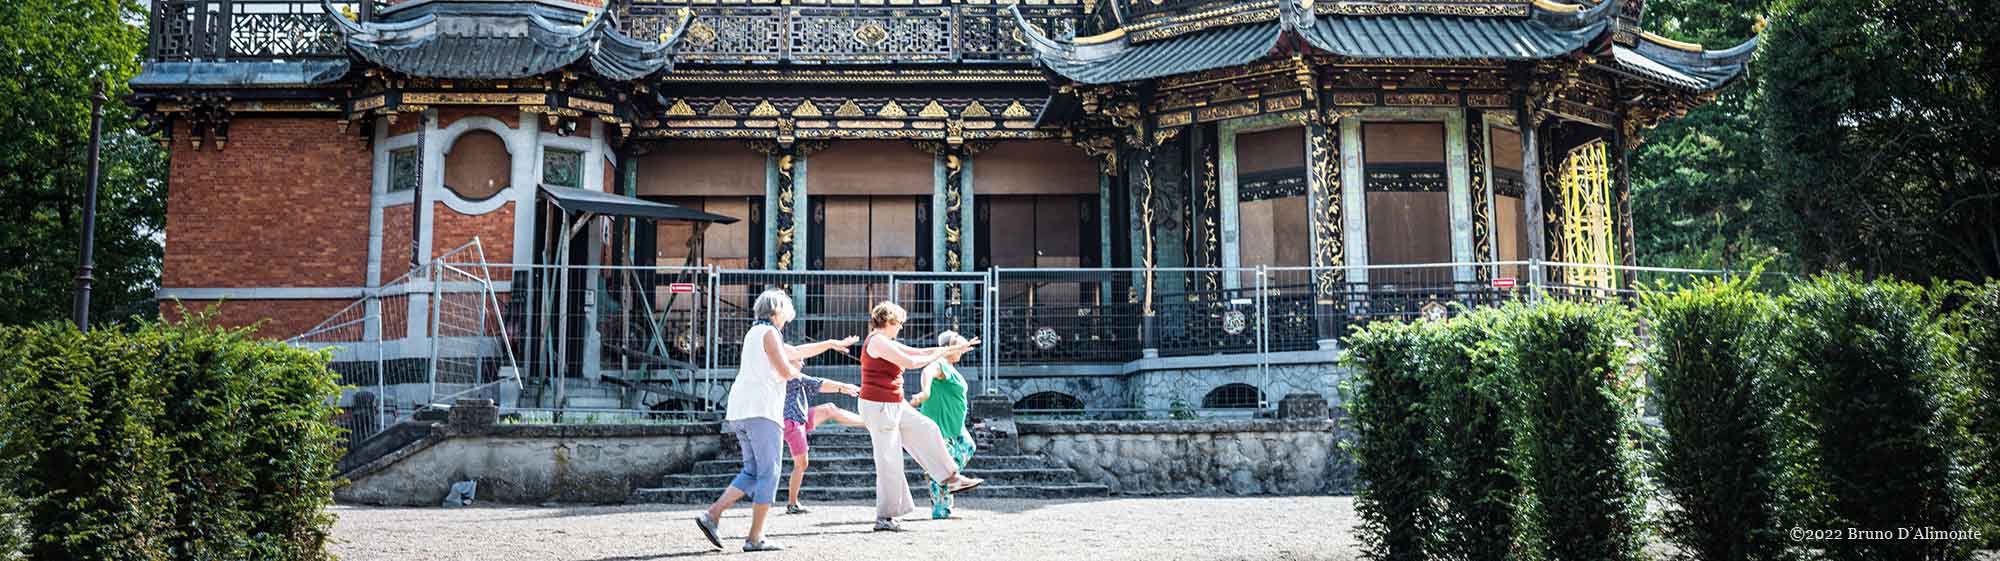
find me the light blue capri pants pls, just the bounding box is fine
[728,418,784,505]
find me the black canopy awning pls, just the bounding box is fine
[539,184,739,224]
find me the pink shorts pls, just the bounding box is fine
[781,418,816,456]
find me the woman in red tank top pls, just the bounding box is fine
[856,301,984,531]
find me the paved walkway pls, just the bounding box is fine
[331,496,1361,561]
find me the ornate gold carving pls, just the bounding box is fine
[1307,122,1343,298]
[1194,101,1260,121]
[401,92,546,105]
[877,101,909,118]
[707,100,742,117]
[1000,101,1033,118]
[1156,111,1195,128]
[749,100,782,117]
[1318,2,1529,17]
[1385,92,1459,106]
[833,100,866,117]
[1466,93,1511,108]
[665,99,699,116]
[1263,95,1304,112]
[1332,92,1377,106]
[961,101,992,118]
[792,100,823,117]
[918,100,950,118]
[351,95,388,112]
[567,97,615,114]
[853,23,890,47]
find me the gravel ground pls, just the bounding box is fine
[331,496,1363,561]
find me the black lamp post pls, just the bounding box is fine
[72,82,107,331]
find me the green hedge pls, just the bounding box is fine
[1342,319,1439,561]
[1498,301,1646,561]
[1779,276,1968,561]
[1640,277,1790,561]
[1963,282,2000,548]
[1414,308,1521,561]
[0,318,342,561]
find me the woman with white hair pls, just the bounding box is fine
[912,330,977,519]
[693,289,856,552]
[857,301,983,531]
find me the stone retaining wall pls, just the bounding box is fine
[336,417,725,506]
[1017,418,1349,496]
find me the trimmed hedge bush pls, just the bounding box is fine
[1779,276,1967,561]
[1342,319,1439,561]
[0,318,343,561]
[1413,308,1521,561]
[1498,301,1646,561]
[1641,277,1791,561]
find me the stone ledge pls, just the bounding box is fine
[477,422,725,438]
[1017,419,1337,435]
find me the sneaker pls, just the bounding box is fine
[946,475,985,494]
[694,513,722,550]
[786,503,808,515]
[873,518,904,532]
[743,539,786,552]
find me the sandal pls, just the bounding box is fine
[694,513,722,550]
[946,475,985,494]
[743,539,786,552]
[786,503,808,515]
[874,518,904,532]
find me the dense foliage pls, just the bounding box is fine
[1641,277,1790,561]
[1498,302,1646,561]
[1777,277,1969,560]
[1960,283,2000,547]
[0,317,343,561]
[0,0,166,326]
[1414,310,1521,561]
[1341,320,1439,561]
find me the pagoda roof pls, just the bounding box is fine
[324,0,687,81]
[1013,0,1756,92]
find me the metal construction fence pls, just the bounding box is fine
[293,255,1783,434]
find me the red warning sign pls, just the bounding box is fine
[669,283,699,294]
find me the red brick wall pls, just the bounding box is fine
[383,204,416,279]
[160,299,357,339]
[432,202,517,265]
[163,118,371,288]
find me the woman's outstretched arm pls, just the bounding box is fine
[785,335,859,361]
[865,336,977,370]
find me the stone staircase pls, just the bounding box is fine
[631,426,1109,503]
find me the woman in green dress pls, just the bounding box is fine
[910,330,975,519]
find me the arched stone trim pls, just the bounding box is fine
[431,115,531,216]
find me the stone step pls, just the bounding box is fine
[630,483,1112,504]
[662,467,1081,489]
[688,454,1055,475]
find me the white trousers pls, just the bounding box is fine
[859,399,957,519]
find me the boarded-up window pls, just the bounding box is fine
[443,130,510,200]
[1489,126,1530,278]
[978,195,1092,306]
[975,141,1098,195]
[1236,126,1308,268]
[636,141,766,197]
[810,141,932,196]
[655,197,756,269]
[1363,123,1451,284]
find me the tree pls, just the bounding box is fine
[1629,0,1785,271]
[0,0,166,326]
[1760,0,2000,281]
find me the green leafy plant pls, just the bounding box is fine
[1777,275,1968,561]
[0,314,342,561]
[1341,319,1438,561]
[1497,301,1646,561]
[1641,276,1793,561]
[1961,282,2000,548]
[1414,308,1523,561]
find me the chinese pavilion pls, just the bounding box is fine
[131,0,1752,412]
